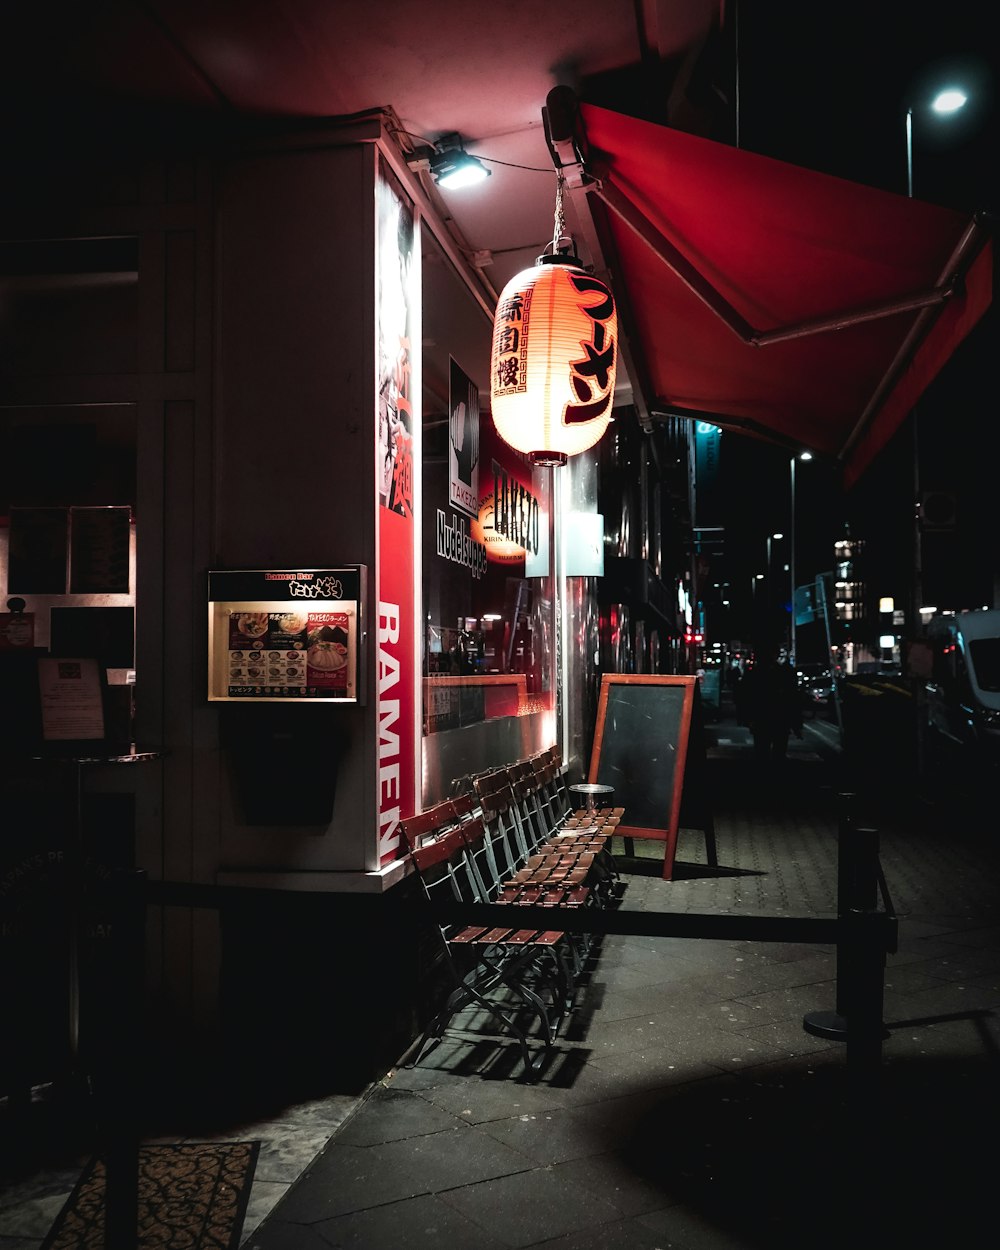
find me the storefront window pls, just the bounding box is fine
[0,404,137,655]
[419,232,554,804]
[0,404,137,754]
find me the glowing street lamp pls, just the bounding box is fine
[906,86,968,198]
[750,572,764,623]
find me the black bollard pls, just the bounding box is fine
[803,792,890,1054]
[843,904,891,1084]
[101,869,146,1250]
[803,792,856,1040]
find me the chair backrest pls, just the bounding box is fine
[545,748,571,821]
[408,821,487,949]
[408,822,466,874]
[504,762,547,852]
[448,773,474,800]
[475,773,524,877]
[458,816,500,903]
[528,757,561,836]
[400,798,465,853]
[449,791,478,824]
[501,772,541,862]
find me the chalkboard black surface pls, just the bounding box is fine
[587,674,700,880]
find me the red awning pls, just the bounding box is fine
[573,103,993,486]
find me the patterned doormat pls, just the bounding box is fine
[41,1141,260,1249]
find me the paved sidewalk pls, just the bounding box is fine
[3,709,997,1248]
[243,716,1000,1249]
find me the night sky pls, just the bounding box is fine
[702,1,998,645]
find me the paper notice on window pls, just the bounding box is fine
[38,657,106,741]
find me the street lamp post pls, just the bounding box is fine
[789,451,813,667]
[790,462,796,664]
[905,86,967,633]
[766,532,783,643]
[750,573,763,640]
[905,87,968,199]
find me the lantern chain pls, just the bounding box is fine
[552,173,567,254]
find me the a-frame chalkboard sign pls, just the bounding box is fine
[587,674,717,880]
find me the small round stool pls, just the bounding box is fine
[568,782,615,815]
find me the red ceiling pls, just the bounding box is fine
[7,2,720,300]
[8,3,989,486]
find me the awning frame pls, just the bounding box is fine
[543,87,992,473]
[593,172,977,350]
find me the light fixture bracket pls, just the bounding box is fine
[427,132,490,189]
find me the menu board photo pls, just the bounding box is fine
[208,568,365,704]
[0,611,35,650]
[38,656,106,743]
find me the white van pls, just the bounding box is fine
[925,609,1000,769]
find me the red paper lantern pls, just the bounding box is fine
[490,254,617,466]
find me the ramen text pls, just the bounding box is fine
[378,600,402,859]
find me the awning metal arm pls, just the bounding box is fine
[593,171,964,348]
[649,402,809,454]
[838,215,986,463]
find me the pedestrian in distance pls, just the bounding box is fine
[739,642,804,765]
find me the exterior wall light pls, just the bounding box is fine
[429,133,490,189]
[406,133,491,189]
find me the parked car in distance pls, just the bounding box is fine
[924,609,1000,772]
[796,663,836,714]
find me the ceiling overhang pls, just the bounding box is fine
[544,88,993,486]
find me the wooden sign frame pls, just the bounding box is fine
[587,674,698,880]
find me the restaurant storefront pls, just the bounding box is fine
[8,87,989,1088]
[1,111,639,1086]
[208,118,607,886]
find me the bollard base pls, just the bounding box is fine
[802,1010,891,1041]
[802,1009,849,1040]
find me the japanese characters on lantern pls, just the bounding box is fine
[490,257,617,464]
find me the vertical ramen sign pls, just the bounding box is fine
[376,165,419,866]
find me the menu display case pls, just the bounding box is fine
[208,568,365,703]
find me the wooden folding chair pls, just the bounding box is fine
[402,817,567,1077]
